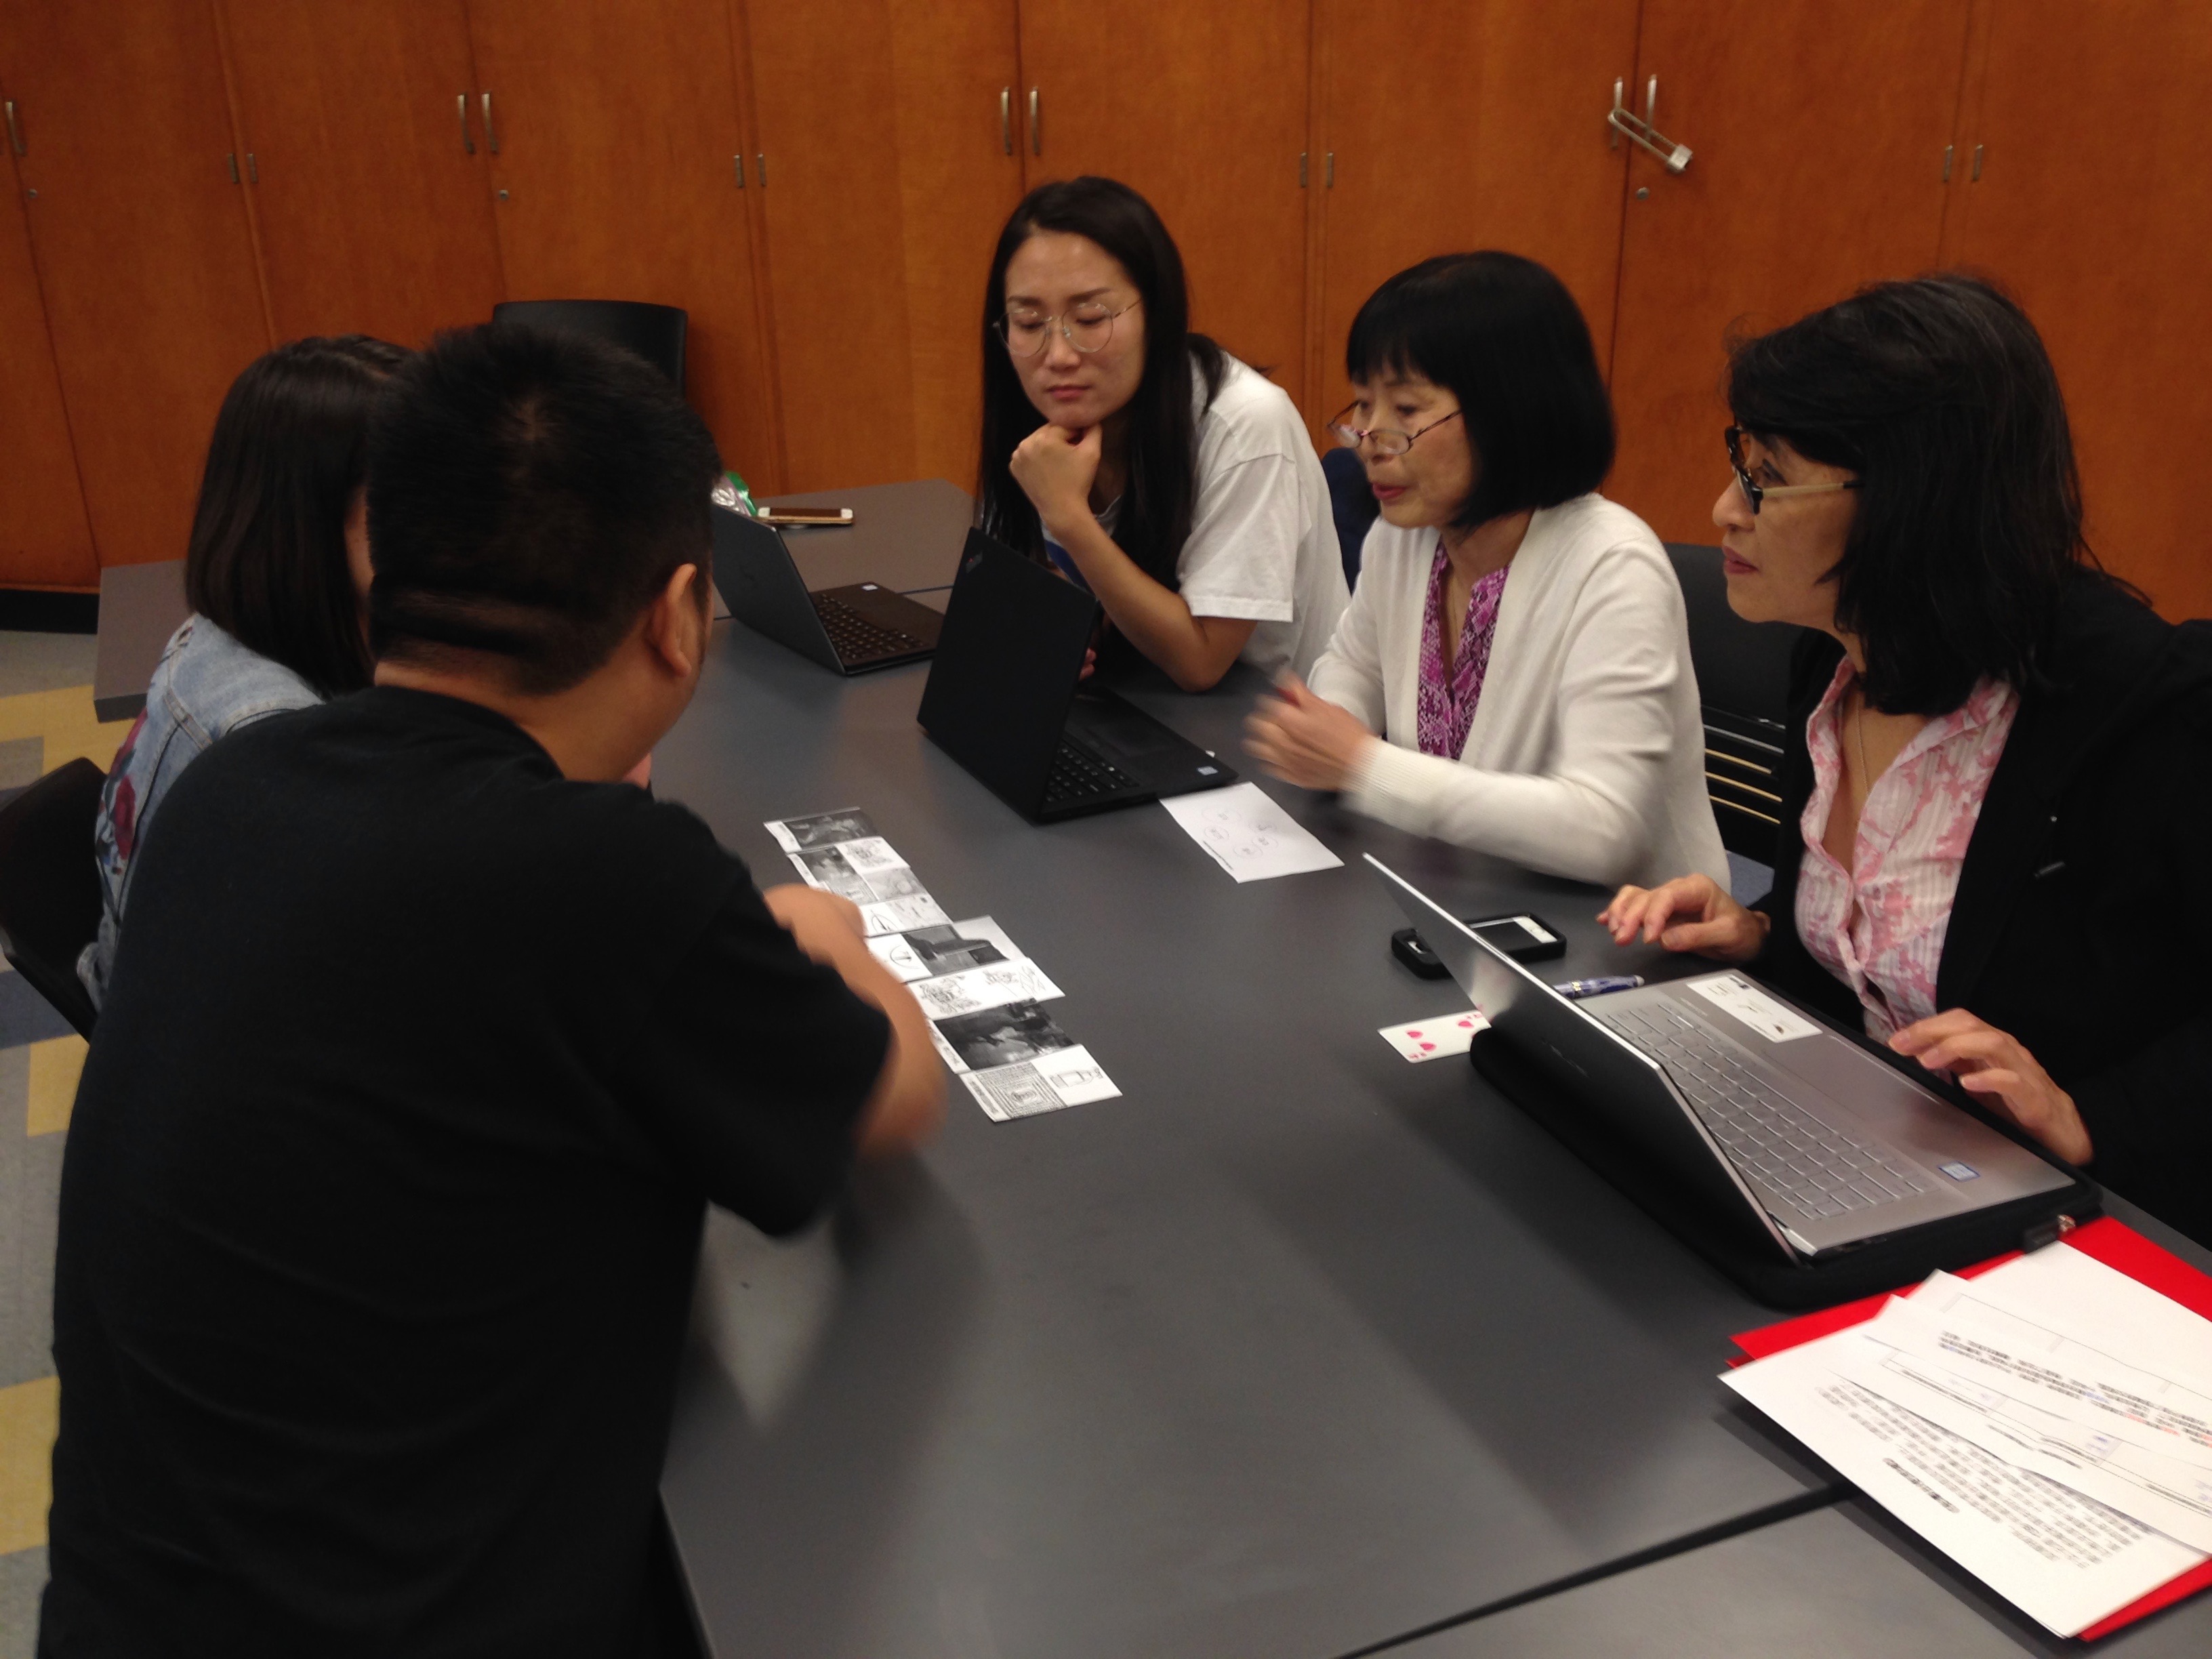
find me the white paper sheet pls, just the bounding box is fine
[1723,1312,2207,1635]
[1160,782,1343,883]
[764,809,950,935]
[867,916,1027,983]
[1830,1294,2212,1550]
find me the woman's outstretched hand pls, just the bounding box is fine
[1598,874,1769,963]
[1244,674,1375,792]
[1888,1009,2093,1166]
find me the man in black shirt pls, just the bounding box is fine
[41,326,942,1656]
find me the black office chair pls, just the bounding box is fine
[491,300,688,394]
[1664,543,1804,872]
[1321,444,1378,590]
[0,757,106,1038]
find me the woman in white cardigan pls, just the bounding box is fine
[1246,253,1727,890]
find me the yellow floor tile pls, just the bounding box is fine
[27,1035,87,1136]
[0,684,134,775]
[0,1375,58,1555]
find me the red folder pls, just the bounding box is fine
[1729,1217,2212,1640]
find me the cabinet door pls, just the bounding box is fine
[0,144,95,589]
[1310,0,1639,435]
[464,0,779,489]
[0,0,270,569]
[1017,0,1311,409]
[215,0,504,348]
[741,0,1023,494]
[1947,1,2212,620]
[1604,0,1973,544]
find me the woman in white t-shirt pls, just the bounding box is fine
[1245,253,1727,889]
[977,176,1347,690]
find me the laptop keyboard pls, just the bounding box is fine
[1598,1002,1929,1226]
[812,594,923,663]
[1040,739,1136,808]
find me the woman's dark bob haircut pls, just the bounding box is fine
[977,176,1225,588]
[184,334,409,697]
[1345,251,1614,530]
[1729,274,2096,716]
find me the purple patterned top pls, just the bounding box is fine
[1415,544,1509,758]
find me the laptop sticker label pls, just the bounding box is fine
[1686,972,1822,1042]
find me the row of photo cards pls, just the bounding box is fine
[764,809,1122,1123]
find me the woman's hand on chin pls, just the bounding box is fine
[1888,1010,2093,1166]
[1010,421,1103,535]
[1598,875,1768,962]
[1243,674,1374,792]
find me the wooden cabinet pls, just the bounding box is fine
[463,0,780,490]
[1307,0,1640,434]
[739,0,1023,494]
[0,142,96,589]
[1603,0,1975,546]
[1018,0,1312,408]
[0,0,269,571]
[1942,0,2212,621]
[213,0,505,349]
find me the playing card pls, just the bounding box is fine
[1378,1010,1488,1063]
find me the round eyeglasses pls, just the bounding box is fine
[1725,426,1860,515]
[1326,404,1462,458]
[997,299,1141,357]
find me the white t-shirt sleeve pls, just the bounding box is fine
[1174,450,1301,623]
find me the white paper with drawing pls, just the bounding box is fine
[1161,781,1342,882]
[764,808,949,935]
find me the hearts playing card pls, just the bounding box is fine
[1378,1010,1488,1063]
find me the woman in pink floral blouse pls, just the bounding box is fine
[1604,276,2212,1247]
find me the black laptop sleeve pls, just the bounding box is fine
[1468,1029,2102,1310]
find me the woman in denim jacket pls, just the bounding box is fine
[80,336,407,1007]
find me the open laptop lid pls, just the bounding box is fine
[917,531,1096,813]
[1365,855,1796,1262]
[708,502,841,671]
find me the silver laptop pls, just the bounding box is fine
[1367,856,2071,1263]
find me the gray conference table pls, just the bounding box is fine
[650,602,1865,1659]
[85,477,972,720]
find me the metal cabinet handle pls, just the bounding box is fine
[1000,88,1012,156]
[1607,75,1691,173]
[3,100,22,157]
[1028,87,1040,157]
[247,152,259,183]
[480,91,499,155]
[457,93,475,155]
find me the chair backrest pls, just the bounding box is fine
[1320,444,1378,590]
[0,757,106,1037]
[491,300,689,394]
[1664,542,1805,866]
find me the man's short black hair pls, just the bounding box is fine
[367,323,721,694]
[1728,274,2094,716]
[1345,252,1615,530]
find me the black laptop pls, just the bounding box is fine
[917,531,1238,822]
[708,501,943,674]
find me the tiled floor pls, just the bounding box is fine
[0,630,131,1658]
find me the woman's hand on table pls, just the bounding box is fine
[1598,874,1769,963]
[1888,1009,2093,1166]
[1009,420,1103,536]
[1244,674,1375,792]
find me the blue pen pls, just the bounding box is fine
[1553,975,1645,1000]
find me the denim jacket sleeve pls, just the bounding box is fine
[79,615,323,1008]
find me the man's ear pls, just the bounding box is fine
[642,562,707,680]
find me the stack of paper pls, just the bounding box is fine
[766,810,1121,1123]
[1724,1236,2212,1636]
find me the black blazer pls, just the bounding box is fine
[1753,572,2212,1248]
